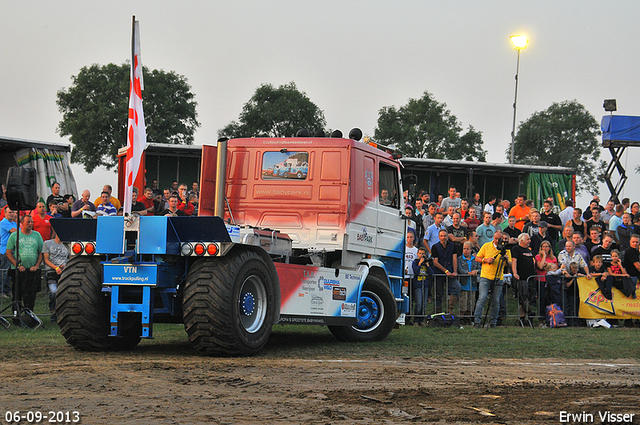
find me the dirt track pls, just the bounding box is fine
[2,345,639,424]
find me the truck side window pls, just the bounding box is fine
[379,162,399,209]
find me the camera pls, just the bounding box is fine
[496,240,508,255]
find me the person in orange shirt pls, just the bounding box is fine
[509,194,530,231]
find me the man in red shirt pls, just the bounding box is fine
[177,184,195,216]
[137,187,157,216]
[31,202,52,241]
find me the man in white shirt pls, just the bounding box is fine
[559,199,575,227]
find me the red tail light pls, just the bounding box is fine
[207,243,218,256]
[84,243,96,255]
[194,243,205,256]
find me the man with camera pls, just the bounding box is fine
[473,230,512,328]
[46,182,68,215]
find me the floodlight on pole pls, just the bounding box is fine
[509,34,528,164]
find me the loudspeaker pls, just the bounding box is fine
[6,167,37,210]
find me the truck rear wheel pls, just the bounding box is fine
[182,250,276,356]
[328,275,397,342]
[56,256,141,351]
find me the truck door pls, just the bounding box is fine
[375,161,404,261]
[346,152,404,271]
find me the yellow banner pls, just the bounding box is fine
[577,277,640,319]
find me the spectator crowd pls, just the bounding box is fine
[0,179,201,324]
[402,187,640,328]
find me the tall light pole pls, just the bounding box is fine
[510,34,528,164]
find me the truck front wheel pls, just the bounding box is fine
[182,250,276,356]
[328,276,397,342]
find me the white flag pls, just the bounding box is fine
[123,17,147,215]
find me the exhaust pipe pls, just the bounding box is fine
[214,138,228,219]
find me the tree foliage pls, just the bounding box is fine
[57,63,199,173]
[219,82,326,138]
[373,91,486,161]
[509,100,604,195]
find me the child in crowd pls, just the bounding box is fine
[457,241,480,323]
[604,250,636,300]
[565,262,584,279]
[562,262,584,326]
[400,231,419,326]
[589,255,608,297]
[411,246,432,326]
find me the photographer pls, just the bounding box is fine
[411,246,432,325]
[473,230,512,328]
[46,182,68,214]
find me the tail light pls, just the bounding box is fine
[194,243,205,256]
[181,242,220,257]
[206,243,218,256]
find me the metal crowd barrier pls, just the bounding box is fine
[404,272,584,326]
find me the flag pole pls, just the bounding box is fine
[131,16,136,71]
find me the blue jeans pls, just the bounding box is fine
[413,285,425,323]
[474,277,503,325]
[412,277,430,322]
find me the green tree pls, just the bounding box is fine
[509,100,604,195]
[219,82,326,138]
[373,91,486,161]
[57,63,199,173]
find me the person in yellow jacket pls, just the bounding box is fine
[473,230,512,328]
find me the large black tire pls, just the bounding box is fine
[56,256,141,351]
[182,249,276,356]
[328,275,397,342]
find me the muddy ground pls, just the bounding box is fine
[1,340,638,425]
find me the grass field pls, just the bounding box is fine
[2,319,639,361]
[2,288,638,361]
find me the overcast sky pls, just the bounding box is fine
[2,1,639,206]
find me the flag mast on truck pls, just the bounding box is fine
[123,16,147,215]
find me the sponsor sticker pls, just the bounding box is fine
[356,227,373,243]
[333,287,347,301]
[341,302,357,317]
[318,276,341,291]
[311,296,324,313]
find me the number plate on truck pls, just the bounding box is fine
[103,264,158,286]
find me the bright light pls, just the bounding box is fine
[510,35,529,50]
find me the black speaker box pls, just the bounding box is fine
[5,167,37,210]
